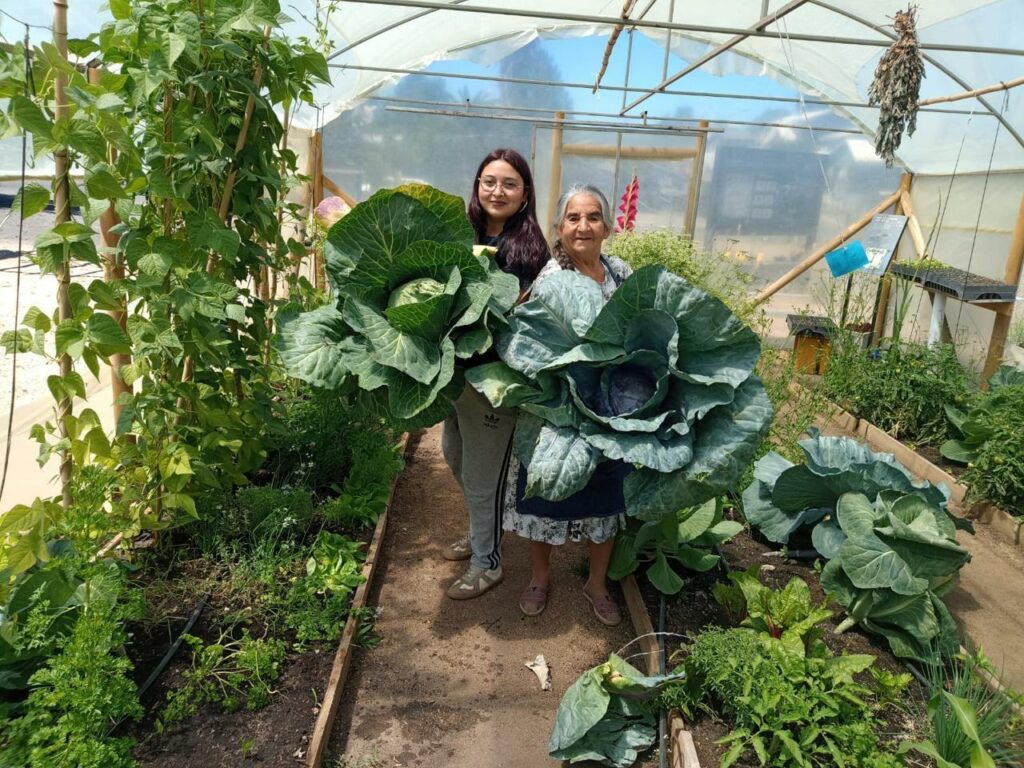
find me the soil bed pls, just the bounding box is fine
[123,521,377,767]
[639,512,930,768]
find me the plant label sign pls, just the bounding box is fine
[860,213,908,276]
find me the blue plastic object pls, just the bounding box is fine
[825,240,868,278]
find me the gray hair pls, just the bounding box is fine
[552,184,614,235]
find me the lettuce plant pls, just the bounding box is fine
[821,491,971,661]
[276,185,519,429]
[467,265,772,520]
[742,430,955,551]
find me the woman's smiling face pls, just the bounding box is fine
[477,159,526,228]
[557,193,608,262]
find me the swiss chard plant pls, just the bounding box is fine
[549,654,683,768]
[742,429,958,550]
[467,265,772,520]
[820,491,971,661]
[608,497,741,594]
[276,184,519,430]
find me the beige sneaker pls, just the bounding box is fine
[442,536,472,561]
[446,565,503,600]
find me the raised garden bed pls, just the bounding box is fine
[829,401,1022,549]
[124,436,408,768]
[621,523,931,768]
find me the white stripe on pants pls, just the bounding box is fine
[441,384,516,570]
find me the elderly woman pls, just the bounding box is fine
[503,184,632,626]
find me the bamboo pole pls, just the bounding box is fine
[899,191,927,257]
[545,111,565,233]
[322,175,358,208]
[918,75,1024,107]
[981,193,1024,386]
[53,0,73,509]
[563,143,697,160]
[310,131,326,291]
[684,119,709,236]
[206,25,272,273]
[592,0,638,92]
[872,174,913,342]
[754,188,902,305]
[88,66,132,422]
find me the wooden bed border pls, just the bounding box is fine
[306,432,410,768]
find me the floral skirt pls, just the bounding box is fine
[501,458,622,545]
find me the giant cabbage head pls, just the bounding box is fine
[467,265,773,520]
[276,185,519,429]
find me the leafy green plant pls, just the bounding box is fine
[663,624,905,768]
[742,429,955,548]
[821,492,971,662]
[549,654,682,768]
[161,631,286,724]
[468,265,772,520]
[1,583,143,768]
[607,230,762,330]
[318,425,404,529]
[822,339,974,447]
[276,184,520,431]
[942,365,1024,515]
[713,572,833,647]
[899,651,1024,768]
[608,497,741,594]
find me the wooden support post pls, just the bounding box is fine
[309,130,326,291]
[620,574,660,675]
[684,120,709,237]
[981,193,1024,386]
[562,143,697,160]
[88,66,132,422]
[898,176,952,343]
[754,187,902,305]
[322,175,358,208]
[53,0,73,509]
[546,111,565,232]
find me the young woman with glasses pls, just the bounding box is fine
[440,148,549,601]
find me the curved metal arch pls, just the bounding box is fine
[808,0,1023,151]
[327,0,473,61]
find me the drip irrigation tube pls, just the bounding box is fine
[658,593,668,768]
[137,595,209,700]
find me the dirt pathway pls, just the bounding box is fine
[329,425,636,768]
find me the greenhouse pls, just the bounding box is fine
[0,1,1022,766]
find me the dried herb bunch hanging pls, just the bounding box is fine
[868,5,926,167]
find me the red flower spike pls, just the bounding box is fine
[615,175,639,233]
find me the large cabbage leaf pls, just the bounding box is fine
[467,265,773,520]
[821,491,970,662]
[741,430,956,548]
[276,185,518,429]
[549,653,682,768]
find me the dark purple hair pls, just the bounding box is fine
[468,148,549,286]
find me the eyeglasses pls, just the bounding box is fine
[478,177,523,194]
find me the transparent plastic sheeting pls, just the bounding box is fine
[1,0,1022,175]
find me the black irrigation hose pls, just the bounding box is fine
[658,593,668,768]
[137,595,209,700]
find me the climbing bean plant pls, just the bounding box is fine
[0,0,329,577]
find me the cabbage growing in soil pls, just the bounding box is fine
[467,265,773,520]
[277,185,519,429]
